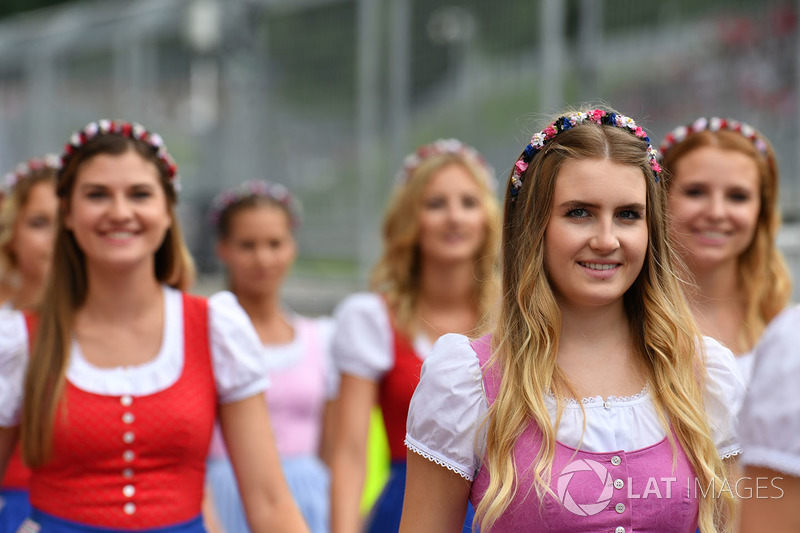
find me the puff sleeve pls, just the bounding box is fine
[209,291,269,404]
[331,292,393,382]
[701,336,746,459]
[405,333,488,481]
[0,310,28,427]
[739,305,800,476]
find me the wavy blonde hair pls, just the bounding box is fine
[0,167,57,283]
[369,150,500,337]
[477,115,735,532]
[661,128,792,351]
[22,133,196,467]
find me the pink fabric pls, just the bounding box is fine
[208,317,327,458]
[469,335,699,532]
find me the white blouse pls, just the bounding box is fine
[264,313,339,400]
[331,292,433,381]
[739,305,800,477]
[406,334,746,481]
[0,286,269,428]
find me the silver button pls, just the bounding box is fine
[123,450,135,462]
[611,455,621,466]
[120,395,133,407]
[123,502,136,515]
[603,401,612,409]
[122,468,134,479]
[122,412,135,424]
[614,478,624,489]
[616,527,625,533]
[123,432,135,444]
[615,503,625,514]
[123,484,135,498]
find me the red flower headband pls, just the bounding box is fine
[2,154,62,197]
[659,117,770,159]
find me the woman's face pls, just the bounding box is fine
[8,180,58,283]
[216,205,296,298]
[667,146,761,272]
[64,149,172,273]
[544,158,648,311]
[417,163,488,265]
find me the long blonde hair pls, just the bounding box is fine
[22,133,195,467]
[477,116,734,532]
[369,147,500,337]
[661,128,792,350]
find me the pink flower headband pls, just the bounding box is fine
[398,138,496,190]
[2,153,62,196]
[659,117,770,158]
[511,109,661,199]
[208,180,303,229]
[61,119,180,192]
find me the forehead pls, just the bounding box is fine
[553,158,646,204]
[74,150,162,188]
[226,204,292,237]
[423,163,480,194]
[672,146,759,189]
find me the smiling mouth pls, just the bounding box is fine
[104,231,137,239]
[578,262,619,271]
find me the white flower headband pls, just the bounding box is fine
[61,119,180,193]
[397,138,496,190]
[659,116,770,159]
[2,153,62,196]
[511,109,661,200]
[208,179,303,229]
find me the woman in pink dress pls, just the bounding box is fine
[400,109,745,533]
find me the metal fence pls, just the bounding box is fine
[1,0,798,312]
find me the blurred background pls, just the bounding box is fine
[1,0,798,314]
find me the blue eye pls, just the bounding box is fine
[619,210,643,220]
[567,208,589,218]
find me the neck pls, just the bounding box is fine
[232,288,283,324]
[0,274,45,311]
[417,257,478,310]
[681,258,742,311]
[558,298,630,349]
[81,262,163,319]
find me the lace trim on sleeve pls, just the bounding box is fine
[720,448,742,460]
[405,437,475,481]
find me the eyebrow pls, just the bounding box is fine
[557,200,646,211]
[78,182,156,190]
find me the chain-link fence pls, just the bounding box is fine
[1,0,798,312]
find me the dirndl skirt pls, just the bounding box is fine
[364,461,476,533]
[0,490,30,533]
[15,510,205,533]
[206,455,330,533]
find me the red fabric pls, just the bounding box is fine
[29,294,217,528]
[0,314,39,490]
[378,323,423,461]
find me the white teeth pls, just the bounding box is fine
[581,262,617,271]
[700,231,726,239]
[107,231,135,239]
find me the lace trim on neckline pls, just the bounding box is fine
[547,384,650,406]
[405,438,474,481]
[721,449,742,460]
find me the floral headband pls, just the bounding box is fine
[511,109,661,199]
[398,138,496,190]
[2,153,62,196]
[61,119,180,192]
[208,179,303,229]
[659,117,770,158]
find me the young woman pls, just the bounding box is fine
[660,117,792,380]
[205,180,337,533]
[0,155,59,532]
[400,110,745,532]
[330,139,500,533]
[0,155,59,310]
[0,120,309,533]
[737,304,800,533]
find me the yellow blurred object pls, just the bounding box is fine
[360,406,390,515]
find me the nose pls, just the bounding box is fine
[589,219,619,254]
[707,192,726,221]
[254,244,273,267]
[108,195,133,221]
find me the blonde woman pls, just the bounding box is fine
[0,120,308,533]
[0,156,58,533]
[400,109,745,532]
[660,117,792,381]
[330,139,500,533]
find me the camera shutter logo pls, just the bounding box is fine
[556,458,614,516]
